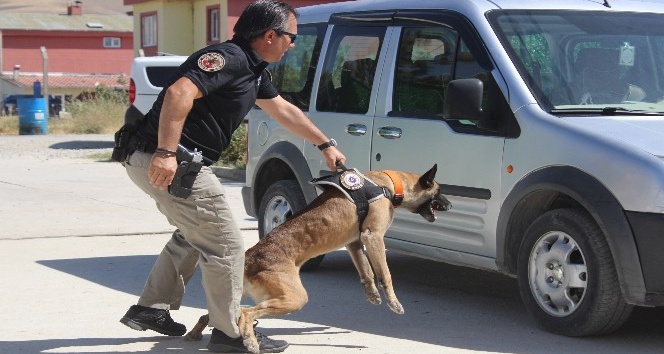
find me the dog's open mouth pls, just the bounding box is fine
[417,195,452,222]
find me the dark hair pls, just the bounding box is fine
[233,0,298,42]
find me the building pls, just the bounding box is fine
[0,1,133,115]
[123,0,349,57]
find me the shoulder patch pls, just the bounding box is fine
[197,52,225,72]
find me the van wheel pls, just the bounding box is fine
[517,208,632,336]
[258,180,325,271]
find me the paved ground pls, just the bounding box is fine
[2,134,664,354]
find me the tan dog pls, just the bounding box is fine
[185,164,451,353]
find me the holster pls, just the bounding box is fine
[168,145,204,199]
[169,161,202,198]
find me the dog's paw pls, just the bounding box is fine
[388,299,404,314]
[365,288,382,305]
[183,331,203,341]
[244,336,260,354]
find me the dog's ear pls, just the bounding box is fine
[418,164,438,189]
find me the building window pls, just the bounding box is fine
[207,6,220,44]
[141,12,157,47]
[103,37,121,48]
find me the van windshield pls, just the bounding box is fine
[491,10,664,114]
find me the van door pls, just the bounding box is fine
[371,12,517,259]
[304,16,391,177]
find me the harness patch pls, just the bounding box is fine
[340,170,364,190]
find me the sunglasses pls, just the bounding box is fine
[274,29,298,44]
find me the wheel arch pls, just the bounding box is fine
[496,165,646,305]
[248,141,317,216]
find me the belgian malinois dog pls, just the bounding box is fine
[185,164,451,353]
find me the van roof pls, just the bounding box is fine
[297,0,664,23]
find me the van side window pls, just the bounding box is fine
[451,40,516,135]
[267,24,325,110]
[391,26,515,136]
[393,27,458,117]
[316,26,385,114]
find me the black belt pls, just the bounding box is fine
[129,134,157,154]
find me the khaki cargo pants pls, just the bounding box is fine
[125,150,244,337]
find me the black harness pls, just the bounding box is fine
[310,166,388,230]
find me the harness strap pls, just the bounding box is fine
[349,188,369,229]
[382,170,404,208]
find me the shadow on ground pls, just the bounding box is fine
[49,140,114,150]
[33,250,664,354]
[0,336,201,354]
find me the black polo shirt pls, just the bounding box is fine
[138,36,278,165]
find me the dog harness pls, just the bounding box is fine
[310,168,388,230]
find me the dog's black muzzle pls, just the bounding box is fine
[417,193,452,222]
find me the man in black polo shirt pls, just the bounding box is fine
[119,1,344,352]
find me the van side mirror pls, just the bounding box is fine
[443,78,483,121]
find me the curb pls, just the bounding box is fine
[211,166,246,182]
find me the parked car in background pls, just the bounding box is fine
[124,55,186,125]
[241,0,664,337]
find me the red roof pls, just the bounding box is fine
[1,73,128,90]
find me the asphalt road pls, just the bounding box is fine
[1,134,664,354]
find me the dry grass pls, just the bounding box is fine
[0,115,19,134]
[50,100,125,134]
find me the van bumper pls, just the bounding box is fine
[626,211,664,306]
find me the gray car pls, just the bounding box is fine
[240,0,664,336]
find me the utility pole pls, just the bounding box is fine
[40,46,48,99]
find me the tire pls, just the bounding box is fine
[516,208,633,336]
[257,179,325,271]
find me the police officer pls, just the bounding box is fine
[119,1,345,352]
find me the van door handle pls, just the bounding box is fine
[346,123,367,136]
[378,126,402,139]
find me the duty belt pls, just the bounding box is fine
[129,134,157,154]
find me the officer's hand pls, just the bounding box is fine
[149,154,178,190]
[323,146,345,171]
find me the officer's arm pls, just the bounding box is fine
[157,77,203,153]
[257,95,345,170]
[149,77,202,191]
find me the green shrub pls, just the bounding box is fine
[217,123,247,168]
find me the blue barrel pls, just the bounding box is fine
[17,97,48,135]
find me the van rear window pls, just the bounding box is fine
[146,66,179,88]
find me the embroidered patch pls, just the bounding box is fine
[197,52,225,72]
[340,170,364,191]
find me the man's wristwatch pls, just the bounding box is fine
[316,139,337,151]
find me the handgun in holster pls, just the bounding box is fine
[169,144,204,199]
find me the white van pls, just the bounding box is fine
[124,55,186,125]
[242,0,664,336]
